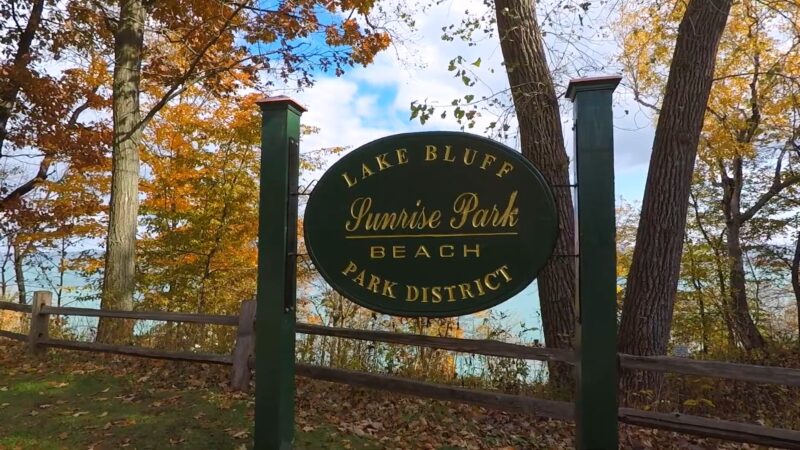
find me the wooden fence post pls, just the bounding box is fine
[230,299,257,391]
[29,291,52,356]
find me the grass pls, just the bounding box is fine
[0,346,379,450]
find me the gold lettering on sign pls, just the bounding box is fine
[444,285,458,302]
[375,153,392,170]
[463,244,480,257]
[473,278,486,296]
[361,163,374,179]
[342,172,358,188]
[496,161,514,178]
[458,283,475,299]
[443,145,456,162]
[484,272,500,290]
[463,148,477,165]
[366,275,381,293]
[406,285,419,302]
[382,280,398,299]
[345,198,442,232]
[368,244,481,260]
[480,153,496,170]
[439,245,454,258]
[425,145,437,161]
[498,265,512,282]
[353,270,366,286]
[370,246,385,259]
[431,287,443,303]
[396,148,408,164]
[342,261,358,276]
[449,192,519,230]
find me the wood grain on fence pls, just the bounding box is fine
[230,300,257,391]
[0,330,26,341]
[0,301,33,313]
[296,322,575,363]
[40,305,238,326]
[620,354,800,387]
[29,291,51,356]
[619,408,800,449]
[39,338,232,365]
[295,363,575,421]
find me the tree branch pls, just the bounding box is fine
[129,1,248,139]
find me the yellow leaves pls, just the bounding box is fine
[618,0,799,163]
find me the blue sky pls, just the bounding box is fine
[282,1,657,337]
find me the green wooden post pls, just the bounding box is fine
[254,96,305,450]
[566,76,621,450]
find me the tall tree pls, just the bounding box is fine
[95,0,393,342]
[619,0,800,356]
[618,0,733,390]
[97,0,146,343]
[494,0,575,390]
[0,1,110,308]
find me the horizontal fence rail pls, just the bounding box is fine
[620,354,800,387]
[0,330,26,341]
[296,322,576,363]
[619,408,800,450]
[39,305,238,326]
[0,301,32,313]
[39,338,232,365]
[295,363,575,421]
[3,293,800,448]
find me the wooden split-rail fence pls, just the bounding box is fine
[2,292,800,449]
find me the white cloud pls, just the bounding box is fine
[291,0,654,195]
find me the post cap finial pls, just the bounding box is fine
[566,76,622,101]
[256,95,307,113]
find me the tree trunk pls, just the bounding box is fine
[1,240,12,298]
[720,157,765,350]
[792,228,799,343]
[619,0,733,392]
[495,0,575,394]
[12,241,26,304]
[725,221,765,349]
[96,0,145,344]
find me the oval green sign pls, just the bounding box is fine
[304,132,557,317]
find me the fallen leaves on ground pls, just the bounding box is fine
[0,340,772,449]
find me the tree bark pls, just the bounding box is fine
[495,0,575,394]
[724,221,765,349]
[792,228,799,343]
[1,240,12,299]
[96,0,145,344]
[619,0,733,392]
[720,157,765,350]
[12,240,26,304]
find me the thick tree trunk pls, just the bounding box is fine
[619,0,732,392]
[97,0,145,344]
[495,0,575,394]
[12,241,26,304]
[792,229,800,343]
